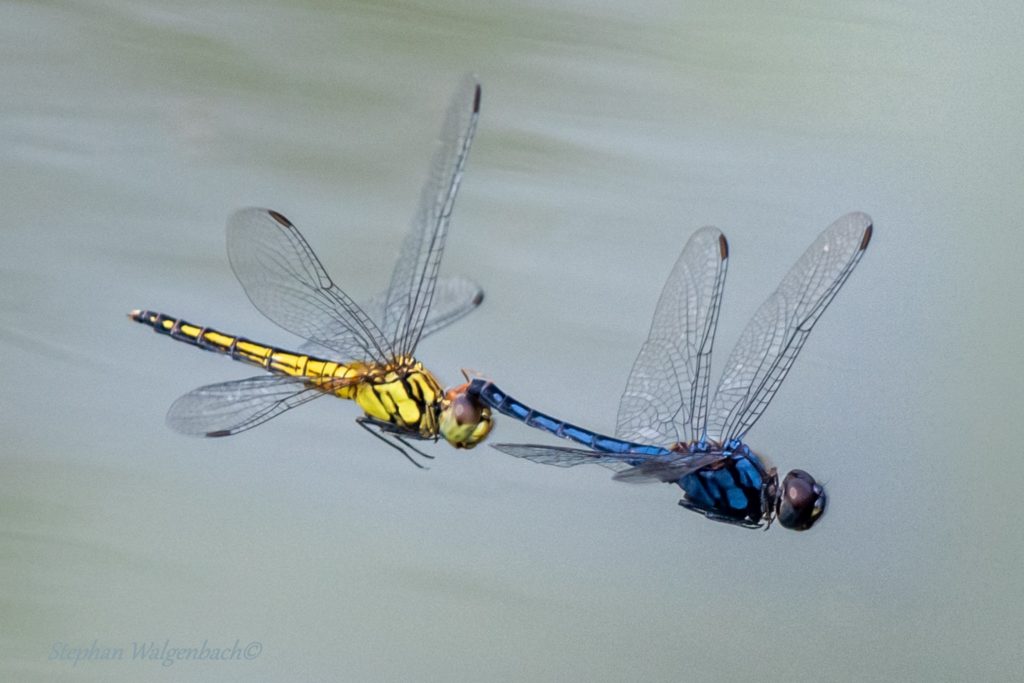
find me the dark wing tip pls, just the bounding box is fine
[266,209,293,228]
[472,84,482,113]
[860,222,873,251]
[472,290,484,306]
[206,429,233,438]
[718,233,729,260]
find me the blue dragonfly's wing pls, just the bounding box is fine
[297,275,483,358]
[226,208,394,366]
[706,213,873,443]
[615,227,729,445]
[381,76,482,359]
[611,450,727,483]
[486,229,729,476]
[166,374,355,437]
[490,443,654,473]
[492,444,723,480]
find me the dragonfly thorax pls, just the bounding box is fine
[676,446,774,529]
[352,359,445,439]
[672,442,827,531]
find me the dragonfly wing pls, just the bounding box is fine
[226,208,393,365]
[491,443,656,474]
[416,274,484,340]
[611,451,727,483]
[706,213,873,443]
[382,76,481,358]
[296,275,483,357]
[615,227,729,445]
[166,374,344,437]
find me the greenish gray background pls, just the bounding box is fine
[2,1,1021,681]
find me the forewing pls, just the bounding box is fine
[615,227,729,445]
[166,374,343,437]
[226,208,393,365]
[491,443,654,474]
[296,275,483,358]
[706,212,873,443]
[382,76,481,358]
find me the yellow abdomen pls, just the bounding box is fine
[130,311,443,438]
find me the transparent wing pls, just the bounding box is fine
[492,444,725,482]
[707,212,873,443]
[382,76,481,358]
[226,208,394,365]
[416,274,485,340]
[166,374,350,437]
[615,227,729,445]
[296,275,483,358]
[490,443,648,473]
[611,451,728,484]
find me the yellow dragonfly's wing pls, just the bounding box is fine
[381,76,482,359]
[297,275,483,359]
[166,374,358,437]
[226,208,394,366]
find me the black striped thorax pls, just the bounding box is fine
[353,356,445,436]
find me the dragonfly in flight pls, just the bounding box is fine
[129,78,493,466]
[466,213,872,529]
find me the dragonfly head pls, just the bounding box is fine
[438,383,493,449]
[775,469,827,531]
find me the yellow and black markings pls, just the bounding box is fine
[129,310,444,436]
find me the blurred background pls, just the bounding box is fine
[2,1,1021,680]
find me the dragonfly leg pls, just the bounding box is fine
[363,417,436,460]
[392,434,435,460]
[678,498,762,529]
[357,417,427,469]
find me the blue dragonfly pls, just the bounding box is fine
[466,213,872,530]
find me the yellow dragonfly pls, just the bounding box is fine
[129,78,493,466]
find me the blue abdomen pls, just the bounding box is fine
[678,447,766,526]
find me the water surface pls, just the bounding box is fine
[2,1,1022,680]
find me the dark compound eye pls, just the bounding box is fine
[776,469,827,531]
[451,393,483,425]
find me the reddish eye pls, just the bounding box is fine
[439,384,493,449]
[453,394,482,425]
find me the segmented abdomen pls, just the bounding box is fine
[468,378,669,456]
[128,310,362,396]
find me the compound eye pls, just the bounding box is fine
[777,470,827,531]
[450,393,483,426]
[439,385,493,449]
